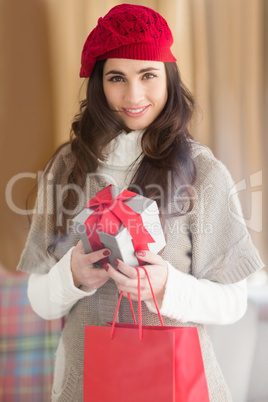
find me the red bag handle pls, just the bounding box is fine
[140,266,164,327]
[127,293,137,325]
[111,266,164,340]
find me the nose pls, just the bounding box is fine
[124,81,143,105]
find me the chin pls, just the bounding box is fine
[124,121,149,131]
[127,125,145,131]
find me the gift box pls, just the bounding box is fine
[73,185,166,267]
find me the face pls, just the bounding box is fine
[103,59,168,131]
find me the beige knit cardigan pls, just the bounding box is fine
[18,142,264,401]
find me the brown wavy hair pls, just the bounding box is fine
[46,60,196,238]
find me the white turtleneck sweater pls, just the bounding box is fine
[27,130,247,323]
[98,129,143,187]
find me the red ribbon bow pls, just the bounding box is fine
[84,185,155,253]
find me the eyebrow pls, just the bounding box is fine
[104,67,160,76]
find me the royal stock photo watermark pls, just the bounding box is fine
[5,170,263,234]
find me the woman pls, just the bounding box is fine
[18,4,264,401]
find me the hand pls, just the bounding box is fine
[71,240,111,289]
[106,250,168,302]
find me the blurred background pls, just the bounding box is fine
[0,0,267,401]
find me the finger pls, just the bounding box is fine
[114,259,139,279]
[84,248,111,265]
[122,291,139,301]
[75,240,87,253]
[94,268,111,285]
[121,291,138,301]
[119,279,148,294]
[84,268,110,289]
[108,267,148,295]
[107,264,137,287]
[136,250,165,266]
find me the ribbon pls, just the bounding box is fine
[84,185,155,254]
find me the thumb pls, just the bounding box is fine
[136,250,164,266]
[84,248,111,265]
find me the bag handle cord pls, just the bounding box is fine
[111,266,164,340]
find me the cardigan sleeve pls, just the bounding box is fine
[17,144,80,275]
[27,248,97,320]
[189,148,264,284]
[145,262,248,324]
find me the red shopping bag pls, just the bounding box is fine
[83,267,209,401]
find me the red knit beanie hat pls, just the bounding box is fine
[80,3,176,77]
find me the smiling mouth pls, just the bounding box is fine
[125,107,146,114]
[122,106,150,117]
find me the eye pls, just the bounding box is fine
[142,73,157,80]
[108,76,124,82]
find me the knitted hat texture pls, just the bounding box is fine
[80,3,176,77]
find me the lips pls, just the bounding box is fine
[122,105,150,118]
[125,107,146,114]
